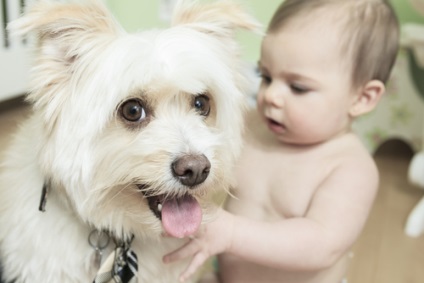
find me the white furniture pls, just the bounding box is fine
[0,0,32,102]
[402,23,424,238]
[352,20,424,237]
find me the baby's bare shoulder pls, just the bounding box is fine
[318,134,379,199]
[334,134,377,173]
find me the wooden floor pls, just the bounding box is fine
[347,142,424,283]
[0,98,424,283]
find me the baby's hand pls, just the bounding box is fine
[163,236,211,282]
[163,208,234,282]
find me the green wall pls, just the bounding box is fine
[391,0,424,25]
[105,0,163,31]
[105,0,424,64]
[105,0,280,64]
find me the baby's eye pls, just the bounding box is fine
[290,83,309,94]
[260,74,272,84]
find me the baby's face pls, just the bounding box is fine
[257,20,358,145]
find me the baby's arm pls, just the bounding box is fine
[227,157,379,269]
[164,156,379,281]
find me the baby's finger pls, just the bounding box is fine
[179,252,208,282]
[163,239,199,263]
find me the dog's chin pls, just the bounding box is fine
[137,185,203,238]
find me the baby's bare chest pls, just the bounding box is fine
[232,146,330,219]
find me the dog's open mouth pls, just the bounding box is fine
[138,185,202,238]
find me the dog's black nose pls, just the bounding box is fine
[172,154,211,187]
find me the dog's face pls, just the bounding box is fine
[11,0,259,239]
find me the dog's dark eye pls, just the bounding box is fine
[193,95,210,117]
[120,99,146,122]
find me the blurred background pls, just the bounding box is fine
[105,0,424,63]
[1,0,424,282]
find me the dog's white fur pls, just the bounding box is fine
[0,1,260,282]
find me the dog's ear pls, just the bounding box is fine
[8,0,122,130]
[171,0,262,37]
[9,0,122,61]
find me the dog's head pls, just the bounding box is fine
[10,0,260,239]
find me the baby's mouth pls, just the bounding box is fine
[266,118,286,133]
[138,185,202,238]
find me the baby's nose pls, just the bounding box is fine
[263,83,284,108]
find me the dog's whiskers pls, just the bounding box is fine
[105,183,135,204]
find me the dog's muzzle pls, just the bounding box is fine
[138,154,210,238]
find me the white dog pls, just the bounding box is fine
[0,0,259,282]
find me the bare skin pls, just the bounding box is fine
[216,109,376,283]
[164,108,379,283]
[164,11,385,283]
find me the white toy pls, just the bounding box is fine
[406,152,424,237]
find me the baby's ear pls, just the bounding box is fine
[349,80,385,117]
[171,0,262,37]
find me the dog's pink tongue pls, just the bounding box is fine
[162,195,202,238]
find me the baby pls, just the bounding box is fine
[164,0,400,283]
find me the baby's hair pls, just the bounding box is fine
[268,0,400,88]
